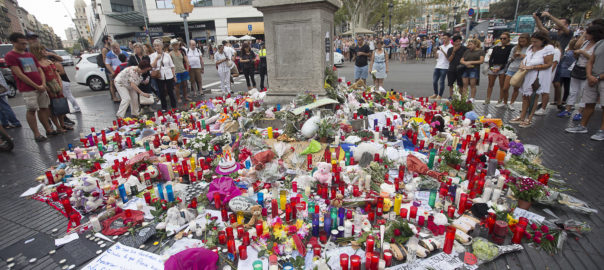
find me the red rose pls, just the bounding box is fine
[545,234,555,241]
[394,229,401,236]
[541,225,549,233]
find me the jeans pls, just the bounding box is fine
[243,68,256,88]
[157,79,176,111]
[150,78,160,96]
[354,65,368,81]
[462,68,479,79]
[259,65,267,90]
[0,95,20,126]
[432,68,448,96]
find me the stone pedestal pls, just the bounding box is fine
[253,0,341,104]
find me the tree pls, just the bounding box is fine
[338,0,387,33]
[489,0,597,22]
[77,37,90,51]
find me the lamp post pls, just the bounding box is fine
[381,15,385,36]
[426,14,431,34]
[388,2,394,35]
[453,6,459,33]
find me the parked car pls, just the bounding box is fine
[75,53,108,91]
[333,52,344,66]
[0,44,17,98]
[54,50,74,66]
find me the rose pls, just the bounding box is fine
[534,231,542,238]
[540,225,549,233]
[533,236,542,244]
[394,229,401,236]
[545,234,555,241]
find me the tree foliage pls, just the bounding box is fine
[336,0,422,32]
[489,0,597,22]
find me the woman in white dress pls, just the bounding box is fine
[510,31,554,128]
[214,45,232,95]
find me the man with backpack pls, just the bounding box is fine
[186,40,204,97]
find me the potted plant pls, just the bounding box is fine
[506,177,548,210]
[316,118,337,143]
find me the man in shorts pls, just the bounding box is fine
[566,37,604,140]
[5,32,53,142]
[354,36,371,83]
[446,36,467,98]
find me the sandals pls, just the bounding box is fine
[34,135,47,142]
[509,118,523,124]
[62,125,74,130]
[46,130,59,136]
[519,120,533,128]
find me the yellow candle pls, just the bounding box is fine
[237,211,244,225]
[383,198,392,212]
[393,194,402,214]
[190,157,196,171]
[267,127,273,139]
[280,190,287,211]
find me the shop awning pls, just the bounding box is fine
[227,22,264,35]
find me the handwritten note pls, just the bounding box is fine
[386,252,478,270]
[82,243,163,270]
[512,208,545,223]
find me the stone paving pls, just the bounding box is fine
[0,93,603,269]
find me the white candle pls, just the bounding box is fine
[91,216,102,231]
[365,175,372,191]
[497,176,506,189]
[137,201,144,210]
[373,131,380,140]
[378,259,386,270]
[344,220,352,237]
[305,184,311,197]
[482,187,493,201]
[455,191,461,207]
[491,189,502,203]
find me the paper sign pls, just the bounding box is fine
[512,208,545,223]
[81,243,163,270]
[55,233,79,246]
[386,252,478,270]
[291,98,338,115]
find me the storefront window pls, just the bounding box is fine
[156,0,174,9]
[157,0,251,9]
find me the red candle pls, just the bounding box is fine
[213,193,221,209]
[45,171,55,185]
[271,199,278,218]
[242,231,250,246]
[368,211,375,222]
[61,198,73,215]
[218,231,226,244]
[353,185,360,197]
[443,226,456,254]
[419,140,425,149]
[292,181,297,193]
[237,226,244,239]
[447,205,455,218]
[313,245,322,256]
[227,239,236,254]
[307,154,313,170]
[125,209,132,217]
[340,254,349,270]
[418,215,425,226]
[350,255,361,270]
[285,203,292,222]
[383,250,393,267]
[221,207,228,221]
[371,254,379,270]
[512,225,524,244]
[400,208,408,219]
[366,236,374,253]
[458,193,468,214]
[239,245,247,260]
[409,205,418,219]
[365,252,373,270]
[256,221,263,236]
[51,191,59,201]
[226,227,234,240]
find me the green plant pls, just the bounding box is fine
[506,177,548,202]
[316,117,337,139]
[324,66,338,89]
[450,85,473,114]
[441,147,462,165]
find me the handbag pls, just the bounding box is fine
[151,54,163,79]
[51,97,70,116]
[510,68,528,88]
[531,71,541,92]
[570,65,587,80]
[139,93,155,105]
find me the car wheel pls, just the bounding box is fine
[87,75,106,91]
[6,82,16,98]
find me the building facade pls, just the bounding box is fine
[0,0,24,42]
[65,27,79,41]
[74,0,92,43]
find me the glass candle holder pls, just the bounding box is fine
[213,193,221,209]
[350,255,361,270]
[383,250,393,267]
[340,253,349,270]
[443,226,456,254]
[218,231,226,245]
[366,236,374,254]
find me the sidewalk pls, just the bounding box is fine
[0,94,603,269]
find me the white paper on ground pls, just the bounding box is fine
[81,243,163,270]
[122,197,153,220]
[55,233,79,246]
[237,246,268,270]
[386,252,478,270]
[101,148,147,169]
[20,184,43,197]
[512,208,545,223]
[325,246,366,270]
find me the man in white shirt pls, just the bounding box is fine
[186,40,204,96]
[430,33,453,99]
[222,40,237,84]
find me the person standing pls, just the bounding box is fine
[214,45,232,95]
[399,34,409,62]
[566,25,604,140]
[240,43,257,90]
[170,39,190,103]
[446,36,467,98]
[420,37,428,61]
[534,12,572,54]
[30,44,67,134]
[369,40,388,91]
[487,32,513,105]
[430,33,452,99]
[53,58,80,113]
[114,61,153,118]
[555,39,576,111]
[354,36,371,83]
[150,40,177,111]
[105,41,126,102]
[460,39,485,102]
[501,33,530,110]
[510,31,554,128]
[186,40,204,97]
[0,71,21,129]
[259,44,268,90]
[5,33,53,142]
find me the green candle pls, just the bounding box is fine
[345,152,351,166]
[429,189,437,208]
[427,149,436,169]
[201,119,206,129]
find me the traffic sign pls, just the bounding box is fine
[468,8,475,17]
[248,24,253,31]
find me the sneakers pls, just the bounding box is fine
[495,102,505,108]
[506,104,515,111]
[590,130,604,141]
[565,125,588,133]
[534,108,547,116]
[557,110,571,118]
[572,113,583,121]
[484,99,490,105]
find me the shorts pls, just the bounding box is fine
[487,67,506,75]
[552,67,561,82]
[505,69,517,77]
[581,80,604,105]
[447,70,463,87]
[354,65,369,81]
[462,68,479,79]
[23,90,50,111]
[175,71,190,83]
[392,47,398,53]
[385,48,391,54]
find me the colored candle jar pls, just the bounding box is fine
[271,199,278,218]
[512,225,524,244]
[350,255,361,270]
[383,250,393,267]
[340,253,349,270]
[400,208,408,219]
[51,191,59,201]
[267,127,273,139]
[239,245,248,260]
[443,226,456,254]
[458,193,467,214]
[409,205,418,219]
[427,149,436,168]
[393,194,402,215]
[227,239,236,254]
[237,226,244,239]
[213,193,221,209]
[447,205,455,218]
[242,232,250,246]
[221,207,228,221]
[253,260,263,270]
[45,171,55,185]
[365,252,373,270]
[366,236,374,253]
[307,154,313,170]
[280,190,287,211]
[371,254,379,270]
[118,184,128,203]
[312,214,320,236]
[61,198,73,214]
[165,184,174,202]
[237,211,244,225]
[256,221,263,236]
[429,189,437,208]
[226,227,234,240]
[418,215,425,226]
[313,245,322,257]
[324,217,332,234]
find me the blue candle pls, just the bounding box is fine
[68,144,73,151]
[374,119,378,128]
[166,184,175,202]
[276,104,281,111]
[245,160,251,169]
[118,184,128,203]
[312,214,319,237]
[257,192,264,207]
[324,216,332,234]
[449,185,457,200]
[157,183,165,200]
[338,207,346,226]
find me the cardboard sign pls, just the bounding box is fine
[82,243,163,270]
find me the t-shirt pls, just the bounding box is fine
[462,49,485,68]
[105,50,125,70]
[435,44,453,69]
[446,46,467,71]
[241,51,256,71]
[400,37,409,47]
[488,44,513,67]
[591,40,604,76]
[224,46,236,59]
[355,44,371,67]
[186,48,203,68]
[170,51,186,74]
[4,50,42,92]
[114,66,143,88]
[550,31,573,53]
[149,52,175,80]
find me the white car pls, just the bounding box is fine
[54,50,74,66]
[333,51,344,66]
[75,53,108,91]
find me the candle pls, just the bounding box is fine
[61,198,73,215]
[242,231,250,246]
[45,171,55,185]
[90,216,102,231]
[400,208,408,219]
[165,184,174,202]
[429,190,437,208]
[458,193,467,214]
[238,245,248,260]
[344,220,353,237]
[118,184,128,203]
[512,225,524,244]
[409,205,418,219]
[214,193,221,209]
[447,205,455,218]
[427,149,436,169]
[443,226,456,254]
[366,236,374,253]
[280,190,287,211]
[340,254,349,270]
[393,194,402,214]
[237,211,244,225]
[372,254,379,270]
[491,189,501,203]
[313,245,322,257]
[418,215,425,226]
[307,154,313,170]
[350,255,361,270]
[482,187,493,201]
[227,239,236,254]
[267,127,273,139]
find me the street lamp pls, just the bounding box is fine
[453,6,459,31]
[388,2,394,35]
[426,14,431,34]
[381,14,385,36]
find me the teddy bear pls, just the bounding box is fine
[313,162,332,186]
[330,193,344,208]
[244,205,263,230]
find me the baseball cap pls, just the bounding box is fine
[26,32,39,39]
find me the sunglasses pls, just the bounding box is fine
[501,38,509,40]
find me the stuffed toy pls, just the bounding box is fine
[251,150,275,171]
[313,162,332,185]
[330,193,344,208]
[244,205,263,230]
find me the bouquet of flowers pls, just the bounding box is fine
[185,132,212,154]
[506,176,548,202]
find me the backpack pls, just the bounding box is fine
[96,52,105,69]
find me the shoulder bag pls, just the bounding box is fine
[510,69,528,88]
[139,93,155,105]
[150,53,163,79]
[531,70,541,92]
[51,96,70,116]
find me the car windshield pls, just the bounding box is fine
[55,50,69,56]
[0,45,13,58]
